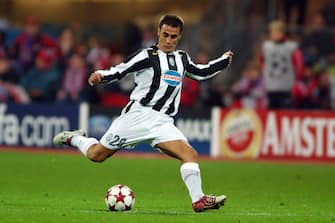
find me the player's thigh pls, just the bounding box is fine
[156,140,198,163]
[100,110,153,150]
[87,143,119,161]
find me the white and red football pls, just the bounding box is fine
[105,184,135,211]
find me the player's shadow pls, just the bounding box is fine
[79,208,224,215]
[82,208,194,215]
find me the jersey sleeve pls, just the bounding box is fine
[97,49,151,83]
[181,52,230,80]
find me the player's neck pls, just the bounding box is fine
[156,44,175,54]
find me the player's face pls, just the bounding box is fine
[157,24,181,53]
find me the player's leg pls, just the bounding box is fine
[53,130,118,162]
[156,140,226,212]
[53,102,152,162]
[156,140,198,163]
[156,140,203,202]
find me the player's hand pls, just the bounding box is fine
[88,72,103,86]
[224,50,234,65]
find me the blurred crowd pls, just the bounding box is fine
[0,16,202,108]
[0,7,335,110]
[230,10,335,110]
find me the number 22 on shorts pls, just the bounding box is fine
[109,134,127,147]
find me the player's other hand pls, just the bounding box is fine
[224,50,234,65]
[88,72,103,86]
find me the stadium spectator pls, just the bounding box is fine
[141,25,156,48]
[92,48,112,71]
[194,50,224,107]
[0,56,20,84]
[301,13,335,64]
[123,23,142,57]
[57,53,87,103]
[326,53,335,108]
[232,61,266,109]
[327,53,335,78]
[321,0,335,27]
[282,0,308,26]
[58,27,77,72]
[0,55,29,103]
[0,81,30,103]
[0,29,8,58]
[180,77,200,108]
[20,49,60,102]
[308,69,331,109]
[260,20,304,109]
[9,16,60,73]
[292,64,314,108]
[86,35,102,69]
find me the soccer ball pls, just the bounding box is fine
[105,184,135,211]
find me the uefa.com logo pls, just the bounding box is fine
[163,70,182,86]
[220,109,262,159]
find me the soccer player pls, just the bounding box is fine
[53,14,233,212]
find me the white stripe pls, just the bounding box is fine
[188,54,228,69]
[186,71,220,80]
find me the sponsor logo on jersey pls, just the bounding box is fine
[220,109,262,159]
[163,70,182,86]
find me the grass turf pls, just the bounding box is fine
[0,150,335,223]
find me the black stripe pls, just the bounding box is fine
[152,53,178,112]
[180,52,189,71]
[117,58,151,80]
[139,49,161,105]
[152,86,175,111]
[102,58,151,82]
[124,100,135,113]
[165,90,179,114]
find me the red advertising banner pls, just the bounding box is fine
[217,109,335,161]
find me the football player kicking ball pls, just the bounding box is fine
[53,14,233,212]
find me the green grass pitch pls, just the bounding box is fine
[1,150,335,223]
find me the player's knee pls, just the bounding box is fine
[183,147,198,163]
[189,148,198,161]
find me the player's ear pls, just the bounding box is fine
[157,27,161,37]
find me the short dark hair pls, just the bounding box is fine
[158,14,184,33]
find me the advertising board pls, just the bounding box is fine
[212,108,335,161]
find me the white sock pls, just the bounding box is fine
[180,162,204,203]
[70,135,98,156]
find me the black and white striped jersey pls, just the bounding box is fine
[97,46,230,116]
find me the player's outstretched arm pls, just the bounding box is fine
[183,50,234,81]
[88,49,151,86]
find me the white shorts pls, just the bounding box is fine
[100,101,187,150]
